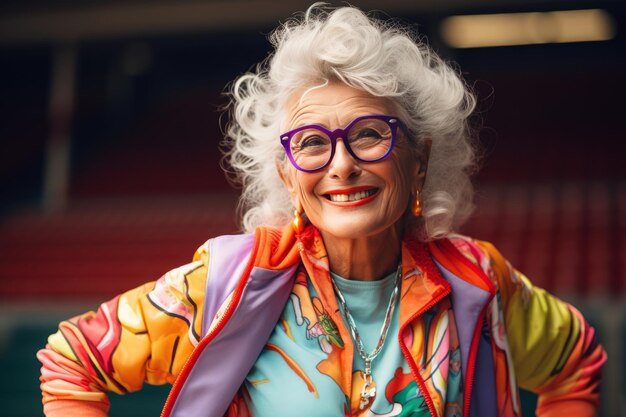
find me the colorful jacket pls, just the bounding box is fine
[38,225,606,417]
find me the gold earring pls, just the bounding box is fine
[411,191,422,217]
[292,209,304,234]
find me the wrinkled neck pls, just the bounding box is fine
[320,221,403,281]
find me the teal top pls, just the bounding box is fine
[244,269,462,416]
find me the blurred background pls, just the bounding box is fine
[0,0,624,415]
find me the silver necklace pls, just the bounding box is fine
[331,265,402,410]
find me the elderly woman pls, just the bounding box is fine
[38,5,605,417]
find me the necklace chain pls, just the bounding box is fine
[331,264,402,409]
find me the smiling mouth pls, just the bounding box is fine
[324,188,379,202]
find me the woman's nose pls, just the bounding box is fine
[328,138,362,179]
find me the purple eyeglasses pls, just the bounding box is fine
[280,114,401,172]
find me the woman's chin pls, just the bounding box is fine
[316,218,402,242]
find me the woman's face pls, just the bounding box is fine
[279,82,422,240]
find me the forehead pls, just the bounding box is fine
[284,82,397,129]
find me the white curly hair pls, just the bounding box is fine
[222,4,477,241]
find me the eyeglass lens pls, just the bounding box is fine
[290,118,393,171]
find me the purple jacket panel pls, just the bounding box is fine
[201,234,255,337]
[436,260,497,417]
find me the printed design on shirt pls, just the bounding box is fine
[385,367,428,416]
[445,349,463,417]
[265,343,319,398]
[289,267,344,353]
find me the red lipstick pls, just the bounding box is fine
[322,186,380,208]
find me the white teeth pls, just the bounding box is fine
[328,189,376,202]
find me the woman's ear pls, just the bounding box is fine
[416,139,432,190]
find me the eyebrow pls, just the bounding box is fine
[287,111,388,131]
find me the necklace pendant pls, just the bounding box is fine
[359,365,376,410]
[359,381,376,410]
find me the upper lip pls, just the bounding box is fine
[322,186,378,195]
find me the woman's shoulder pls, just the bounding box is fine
[197,225,298,276]
[196,232,256,259]
[199,226,288,252]
[432,234,513,286]
[438,234,502,265]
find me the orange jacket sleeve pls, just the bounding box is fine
[37,242,210,416]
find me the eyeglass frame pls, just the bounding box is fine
[279,114,404,173]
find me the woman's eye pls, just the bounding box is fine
[298,135,327,148]
[350,128,383,142]
[354,128,382,139]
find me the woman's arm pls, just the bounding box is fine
[37,242,210,417]
[475,240,607,417]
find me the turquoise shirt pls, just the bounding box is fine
[244,270,462,416]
